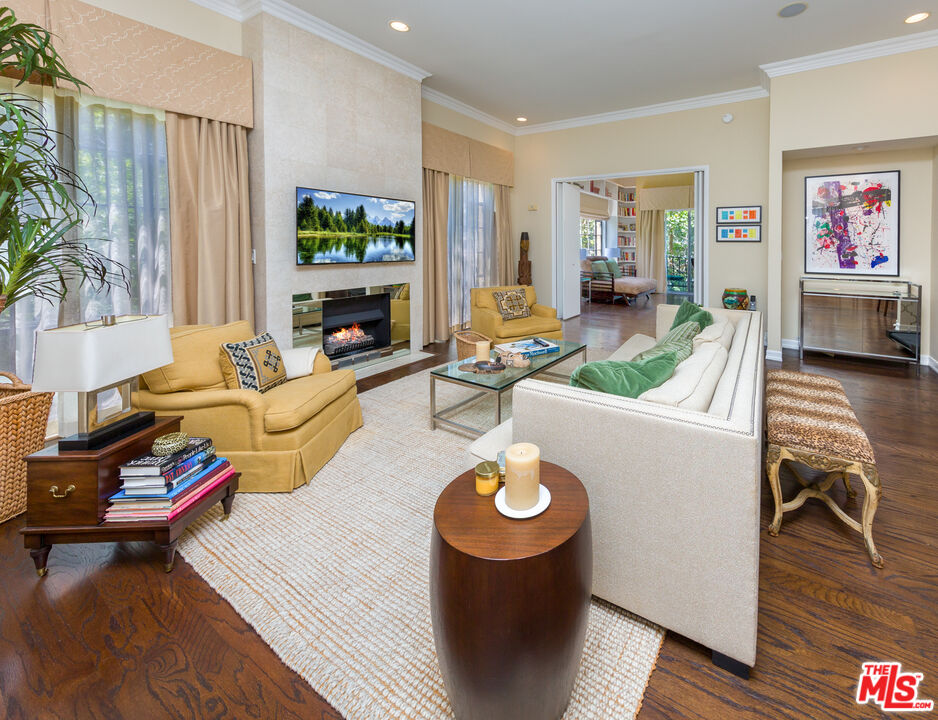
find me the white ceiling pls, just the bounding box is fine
[263,1,936,127]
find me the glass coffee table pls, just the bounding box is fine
[430,340,587,436]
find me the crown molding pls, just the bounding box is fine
[189,0,249,21]
[514,86,768,136]
[760,28,938,78]
[420,87,517,135]
[189,0,431,81]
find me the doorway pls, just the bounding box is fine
[552,167,708,319]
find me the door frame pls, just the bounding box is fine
[551,165,709,318]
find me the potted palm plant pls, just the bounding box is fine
[0,5,126,316]
[0,6,126,523]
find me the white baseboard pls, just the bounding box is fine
[781,338,800,350]
[765,349,783,362]
[923,355,938,374]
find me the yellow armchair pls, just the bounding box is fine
[133,321,362,493]
[469,285,563,344]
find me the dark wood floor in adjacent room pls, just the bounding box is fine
[2,298,936,719]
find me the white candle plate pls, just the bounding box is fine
[494,484,551,519]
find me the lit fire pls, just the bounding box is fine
[330,322,367,344]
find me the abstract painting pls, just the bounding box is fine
[717,205,761,223]
[717,225,760,242]
[804,171,899,276]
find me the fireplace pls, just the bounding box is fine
[321,293,391,363]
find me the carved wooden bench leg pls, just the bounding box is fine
[859,462,884,568]
[842,471,856,498]
[766,444,783,536]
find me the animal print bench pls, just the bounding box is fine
[764,370,883,567]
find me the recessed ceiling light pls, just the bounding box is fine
[516,117,528,123]
[388,20,410,32]
[778,2,808,18]
[905,12,930,23]
[855,145,866,151]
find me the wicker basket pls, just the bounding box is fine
[0,372,53,524]
[453,330,493,361]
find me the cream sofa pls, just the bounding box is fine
[510,303,765,673]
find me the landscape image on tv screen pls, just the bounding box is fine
[296,187,416,264]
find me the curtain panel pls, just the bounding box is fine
[447,176,497,330]
[495,185,513,285]
[422,169,451,345]
[166,113,254,327]
[638,209,667,291]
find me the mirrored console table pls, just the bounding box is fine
[800,278,921,365]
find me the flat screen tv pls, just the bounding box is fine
[296,187,416,265]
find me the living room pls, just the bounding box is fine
[1,1,936,718]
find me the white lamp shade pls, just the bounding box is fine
[32,315,174,392]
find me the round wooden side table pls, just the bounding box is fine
[430,462,592,720]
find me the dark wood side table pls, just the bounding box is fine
[20,415,238,576]
[430,462,591,720]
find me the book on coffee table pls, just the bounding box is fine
[495,338,560,358]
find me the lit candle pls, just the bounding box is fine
[505,442,540,511]
[475,340,490,364]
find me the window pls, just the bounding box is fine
[579,217,604,256]
[664,209,694,298]
[447,176,496,329]
[0,84,171,383]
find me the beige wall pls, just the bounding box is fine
[781,148,934,357]
[766,47,938,353]
[421,99,515,153]
[79,0,242,54]
[245,14,423,349]
[511,97,770,310]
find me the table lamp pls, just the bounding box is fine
[31,314,173,451]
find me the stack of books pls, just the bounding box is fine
[105,437,235,523]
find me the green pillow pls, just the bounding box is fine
[591,260,610,278]
[569,352,678,398]
[670,299,714,332]
[605,260,623,278]
[633,320,699,364]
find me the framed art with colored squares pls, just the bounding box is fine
[717,205,761,224]
[717,225,761,242]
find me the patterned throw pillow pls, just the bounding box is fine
[219,332,288,393]
[633,320,700,365]
[492,289,531,320]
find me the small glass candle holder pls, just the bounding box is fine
[475,461,500,496]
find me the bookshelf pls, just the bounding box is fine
[615,184,638,269]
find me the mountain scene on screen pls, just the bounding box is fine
[296,189,416,264]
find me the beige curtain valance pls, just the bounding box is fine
[422,123,513,187]
[639,186,693,211]
[9,0,253,128]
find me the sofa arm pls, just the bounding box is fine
[134,388,267,450]
[530,304,557,319]
[470,306,504,339]
[313,350,332,374]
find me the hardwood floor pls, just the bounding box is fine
[2,296,935,719]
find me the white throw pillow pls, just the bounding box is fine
[639,341,725,407]
[679,344,729,412]
[693,318,734,352]
[282,346,321,380]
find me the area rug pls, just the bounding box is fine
[178,364,664,720]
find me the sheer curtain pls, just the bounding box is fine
[69,95,171,323]
[447,176,497,330]
[0,84,171,384]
